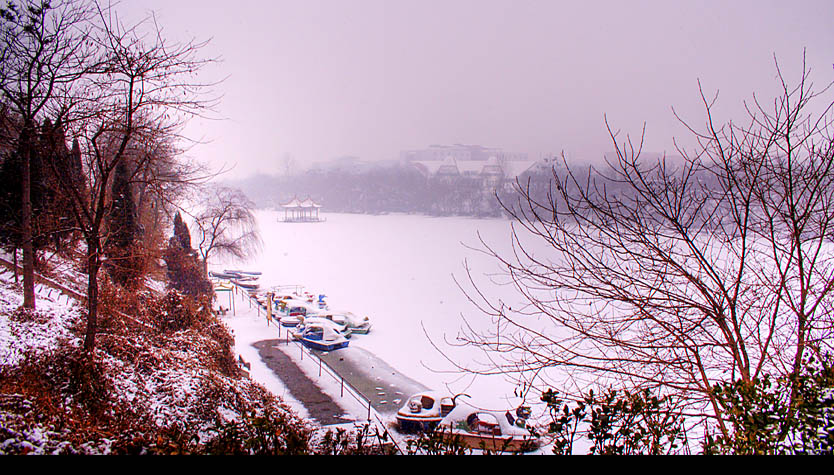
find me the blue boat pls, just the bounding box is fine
[292,324,349,352]
[294,317,352,339]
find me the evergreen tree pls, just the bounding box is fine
[0,147,26,249]
[172,211,192,251]
[163,212,210,295]
[0,118,66,253]
[108,160,138,249]
[106,159,141,286]
[38,118,78,250]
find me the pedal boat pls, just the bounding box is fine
[436,401,539,453]
[396,391,455,433]
[291,323,349,351]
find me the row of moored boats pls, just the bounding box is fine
[212,270,538,452]
[210,270,371,352]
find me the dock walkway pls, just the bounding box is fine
[253,339,353,426]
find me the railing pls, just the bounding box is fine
[230,280,404,454]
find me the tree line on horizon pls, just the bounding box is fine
[225,163,557,218]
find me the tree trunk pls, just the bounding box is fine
[21,124,36,309]
[83,236,100,354]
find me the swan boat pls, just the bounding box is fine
[435,401,539,453]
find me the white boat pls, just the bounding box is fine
[435,401,539,453]
[277,298,319,327]
[295,316,352,339]
[232,279,259,290]
[224,269,262,276]
[396,391,456,433]
[317,311,371,334]
[291,323,349,351]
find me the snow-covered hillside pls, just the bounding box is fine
[0,252,385,454]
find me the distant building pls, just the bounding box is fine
[309,156,399,174]
[403,144,539,186]
[400,144,528,163]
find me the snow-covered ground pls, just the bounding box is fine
[215,211,558,415]
[0,272,83,369]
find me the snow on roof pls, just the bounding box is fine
[456,161,489,175]
[413,161,445,176]
[413,158,538,179]
[502,160,538,178]
[281,197,304,208]
[299,197,322,208]
[281,196,321,208]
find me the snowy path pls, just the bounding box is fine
[316,345,428,415]
[222,283,426,430]
[253,339,354,426]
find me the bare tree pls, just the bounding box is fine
[0,0,95,309]
[192,186,262,275]
[131,133,209,254]
[45,2,217,353]
[456,56,834,442]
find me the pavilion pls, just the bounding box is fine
[279,196,325,222]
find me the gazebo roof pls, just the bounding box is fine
[281,196,321,209]
[299,197,322,208]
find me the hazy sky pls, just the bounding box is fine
[120,0,833,179]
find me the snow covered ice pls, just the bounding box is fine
[219,210,556,418]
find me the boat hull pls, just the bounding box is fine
[232,279,259,290]
[224,269,262,276]
[395,414,443,434]
[441,430,538,453]
[300,338,349,351]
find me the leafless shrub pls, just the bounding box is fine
[456,54,834,443]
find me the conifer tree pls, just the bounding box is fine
[38,118,78,250]
[68,139,84,193]
[106,159,141,286]
[108,160,138,249]
[0,148,25,249]
[164,214,211,296]
[172,211,192,251]
[0,118,63,252]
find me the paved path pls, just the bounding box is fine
[253,339,353,426]
[315,345,429,415]
[253,337,430,420]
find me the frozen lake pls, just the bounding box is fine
[230,210,559,410]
